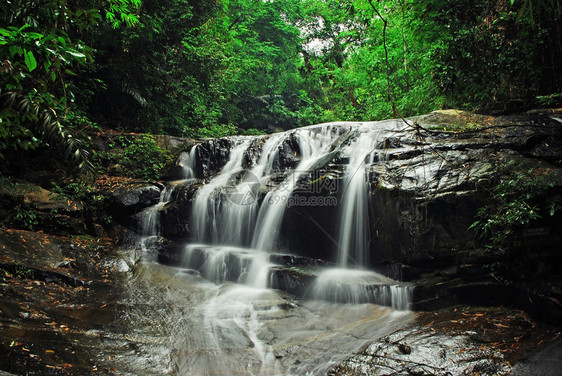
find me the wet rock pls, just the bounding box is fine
[0,179,88,236]
[268,253,324,267]
[242,136,268,168]
[155,238,186,266]
[194,138,232,177]
[380,263,424,282]
[397,342,411,354]
[0,180,83,213]
[268,266,317,297]
[512,336,562,376]
[277,133,301,169]
[0,229,172,376]
[107,182,162,216]
[56,260,77,269]
[334,318,514,376]
[152,134,194,151]
[279,189,341,263]
[159,180,201,240]
[0,263,91,287]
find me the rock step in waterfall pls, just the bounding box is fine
[139,121,415,310]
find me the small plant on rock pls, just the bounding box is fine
[471,162,562,252]
[116,135,173,180]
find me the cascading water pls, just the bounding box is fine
[177,144,198,179]
[185,126,347,288]
[138,144,199,261]
[138,185,179,261]
[191,138,254,245]
[336,129,379,268]
[131,120,417,375]
[251,125,347,252]
[309,123,413,308]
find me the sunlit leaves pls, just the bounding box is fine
[106,0,142,28]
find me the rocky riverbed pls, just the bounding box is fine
[1,229,561,375]
[1,110,562,375]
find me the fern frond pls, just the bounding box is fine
[122,83,148,107]
[1,90,95,177]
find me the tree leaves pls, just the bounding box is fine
[24,50,37,71]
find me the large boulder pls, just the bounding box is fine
[159,180,201,240]
[0,179,88,236]
[106,182,162,220]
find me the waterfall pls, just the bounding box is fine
[251,125,347,252]
[129,121,418,375]
[136,185,169,260]
[303,124,413,309]
[177,144,198,179]
[137,145,198,260]
[191,138,254,245]
[153,121,414,308]
[336,129,380,267]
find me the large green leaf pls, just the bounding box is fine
[24,50,37,72]
[0,28,13,37]
[25,32,44,39]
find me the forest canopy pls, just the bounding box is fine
[1,0,561,162]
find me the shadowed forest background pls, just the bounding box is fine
[1,0,561,167]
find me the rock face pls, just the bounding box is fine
[108,182,162,209]
[280,113,562,269]
[336,330,511,376]
[118,111,562,317]
[0,229,188,376]
[106,182,162,216]
[333,306,559,376]
[192,138,232,178]
[0,179,88,236]
[159,180,201,240]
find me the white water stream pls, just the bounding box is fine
[251,125,347,252]
[125,263,412,376]
[133,120,416,375]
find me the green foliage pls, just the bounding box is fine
[14,207,38,230]
[194,124,239,138]
[106,0,142,28]
[241,128,268,136]
[0,22,91,160]
[414,0,560,110]
[471,163,562,252]
[0,0,142,174]
[51,181,96,202]
[2,0,561,152]
[118,135,173,180]
[96,134,173,180]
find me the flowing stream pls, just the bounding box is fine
[132,121,415,375]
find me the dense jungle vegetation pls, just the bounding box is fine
[1,0,561,171]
